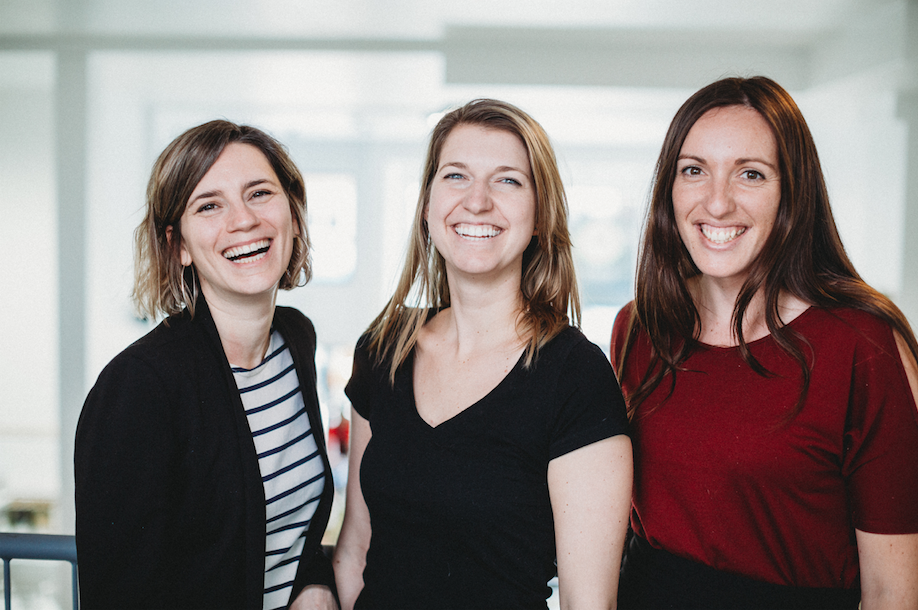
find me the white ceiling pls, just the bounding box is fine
[3,0,909,94]
[0,0,869,39]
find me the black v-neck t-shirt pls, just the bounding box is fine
[346,325,629,609]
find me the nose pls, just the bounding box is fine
[704,175,737,218]
[462,180,493,214]
[227,200,259,231]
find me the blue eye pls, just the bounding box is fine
[500,177,522,186]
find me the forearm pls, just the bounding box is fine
[332,408,373,610]
[857,530,918,610]
[550,435,633,610]
[332,541,368,610]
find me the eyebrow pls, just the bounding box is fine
[677,154,778,172]
[440,161,529,175]
[187,178,274,206]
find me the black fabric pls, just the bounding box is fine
[619,534,861,610]
[346,325,629,609]
[74,297,335,610]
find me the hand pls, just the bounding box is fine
[289,584,338,610]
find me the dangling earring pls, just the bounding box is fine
[180,265,191,308]
[191,265,198,303]
[180,265,198,308]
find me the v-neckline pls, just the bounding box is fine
[407,348,527,430]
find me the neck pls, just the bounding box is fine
[439,273,526,356]
[688,275,811,347]
[202,288,277,369]
[689,275,766,347]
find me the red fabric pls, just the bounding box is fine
[611,303,918,589]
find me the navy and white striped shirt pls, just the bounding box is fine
[232,329,325,610]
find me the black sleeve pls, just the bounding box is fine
[74,354,180,609]
[287,545,338,607]
[344,333,379,420]
[548,336,630,461]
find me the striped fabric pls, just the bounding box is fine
[232,329,325,610]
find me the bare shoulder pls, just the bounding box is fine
[893,331,918,408]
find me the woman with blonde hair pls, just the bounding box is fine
[333,98,633,609]
[75,120,337,610]
[612,76,918,609]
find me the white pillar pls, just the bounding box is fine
[56,47,87,536]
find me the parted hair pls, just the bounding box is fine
[133,119,311,320]
[367,98,580,382]
[618,75,918,419]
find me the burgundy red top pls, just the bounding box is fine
[611,304,918,589]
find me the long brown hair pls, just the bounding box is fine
[619,76,918,419]
[368,98,580,382]
[133,119,311,320]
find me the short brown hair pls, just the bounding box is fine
[133,120,311,319]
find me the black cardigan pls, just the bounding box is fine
[75,298,335,609]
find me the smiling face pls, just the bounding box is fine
[426,124,537,285]
[673,105,781,291]
[175,142,297,309]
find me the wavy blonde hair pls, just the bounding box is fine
[368,98,580,382]
[133,120,311,320]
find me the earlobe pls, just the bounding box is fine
[167,226,193,266]
[180,246,192,267]
[178,237,194,266]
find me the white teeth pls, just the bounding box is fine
[700,225,745,244]
[454,224,500,239]
[223,239,271,261]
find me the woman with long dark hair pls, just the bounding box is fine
[612,76,918,609]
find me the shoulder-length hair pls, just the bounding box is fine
[133,119,311,320]
[618,75,918,419]
[368,98,580,382]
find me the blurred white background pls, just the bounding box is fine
[2,0,918,604]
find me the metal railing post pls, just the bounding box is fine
[0,533,78,610]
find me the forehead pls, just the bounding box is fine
[439,124,530,168]
[682,105,777,158]
[201,142,274,178]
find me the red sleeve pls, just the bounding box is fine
[842,315,918,534]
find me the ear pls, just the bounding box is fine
[167,225,193,267]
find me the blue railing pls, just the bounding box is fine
[0,533,78,610]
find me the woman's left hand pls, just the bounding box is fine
[289,584,339,610]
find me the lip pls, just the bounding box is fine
[452,223,503,240]
[222,238,272,262]
[698,223,746,246]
